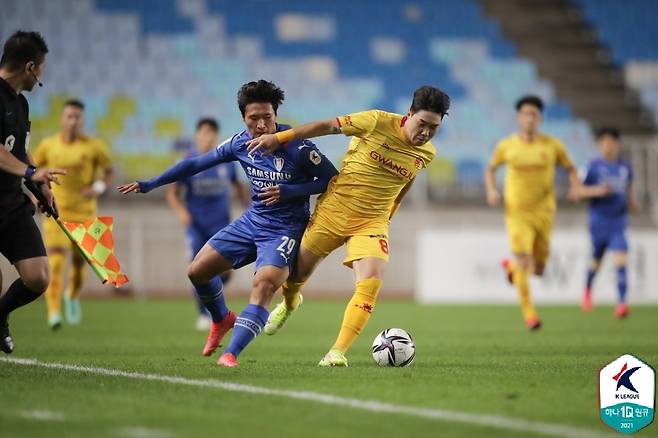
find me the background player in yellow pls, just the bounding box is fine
[247,86,450,366]
[484,95,586,330]
[33,99,113,329]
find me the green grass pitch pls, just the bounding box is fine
[0,299,656,438]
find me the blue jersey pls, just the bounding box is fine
[216,124,331,229]
[177,151,237,233]
[583,157,633,227]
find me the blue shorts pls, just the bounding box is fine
[186,222,229,260]
[208,214,306,270]
[590,225,628,259]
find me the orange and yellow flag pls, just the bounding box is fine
[60,217,129,287]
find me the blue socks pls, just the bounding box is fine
[585,268,596,290]
[225,304,269,358]
[617,266,627,303]
[193,276,229,323]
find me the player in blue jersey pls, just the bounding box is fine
[118,80,338,366]
[580,128,639,318]
[166,117,250,331]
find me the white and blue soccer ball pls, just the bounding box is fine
[371,328,415,367]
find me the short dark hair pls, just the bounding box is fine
[410,86,450,118]
[515,95,544,113]
[63,99,85,111]
[0,31,49,71]
[237,80,285,117]
[595,127,620,140]
[196,117,220,132]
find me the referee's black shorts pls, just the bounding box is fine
[0,203,47,264]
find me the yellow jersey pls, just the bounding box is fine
[490,133,574,215]
[328,110,435,219]
[33,134,111,221]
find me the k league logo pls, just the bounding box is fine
[273,157,285,172]
[599,354,655,434]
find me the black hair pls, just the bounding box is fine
[237,80,285,117]
[595,127,620,140]
[410,85,450,118]
[0,31,49,71]
[515,95,544,113]
[196,117,220,132]
[63,99,85,110]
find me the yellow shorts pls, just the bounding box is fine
[301,206,390,268]
[43,212,93,250]
[505,214,554,265]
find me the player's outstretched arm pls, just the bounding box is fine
[484,164,501,206]
[117,149,225,195]
[246,119,340,156]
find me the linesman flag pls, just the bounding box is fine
[60,217,128,287]
[24,180,129,287]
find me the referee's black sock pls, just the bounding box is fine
[0,279,43,322]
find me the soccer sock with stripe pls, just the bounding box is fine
[193,276,229,323]
[332,278,382,353]
[68,258,87,299]
[616,266,627,303]
[282,280,304,310]
[45,251,65,317]
[0,279,43,322]
[225,304,269,358]
[512,265,537,320]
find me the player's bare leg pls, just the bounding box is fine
[0,257,50,353]
[188,244,236,356]
[319,257,385,367]
[219,265,289,367]
[264,246,323,335]
[511,253,541,330]
[583,258,601,312]
[44,246,66,330]
[612,252,629,319]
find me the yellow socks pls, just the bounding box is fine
[512,265,537,320]
[282,280,304,310]
[68,259,86,299]
[333,278,382,353]
[45,251,65,317]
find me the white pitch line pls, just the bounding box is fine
[2,357,615,438]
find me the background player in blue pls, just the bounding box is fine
[166,117,250,331]
[580,128,640,319]
[118,80,338,367]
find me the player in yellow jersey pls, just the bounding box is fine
[484,95,586,330]
[246,86,450,366]
[33,99,113,329]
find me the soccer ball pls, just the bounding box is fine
[371,328,415,367]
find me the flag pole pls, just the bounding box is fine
[24,180,108,284]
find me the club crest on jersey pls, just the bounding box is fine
[415,158,423,169]
[4,135,15,152]
[310,150,322,165]
[273,157,285,172]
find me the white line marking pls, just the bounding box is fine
[17,409,65,421]
[113,427,171,438]
[2,357,615,438]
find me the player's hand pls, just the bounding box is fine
[39,184,59,217]
[486,189,501,207]
[258,185,281,206]
[117,182,143,194]
[630,198,642,213]
[32,167,66,186]
[246,134,280,156]
[81,187,98,199]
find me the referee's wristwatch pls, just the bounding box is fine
[24,165,37,180]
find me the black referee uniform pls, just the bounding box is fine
[0,76,46,264]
